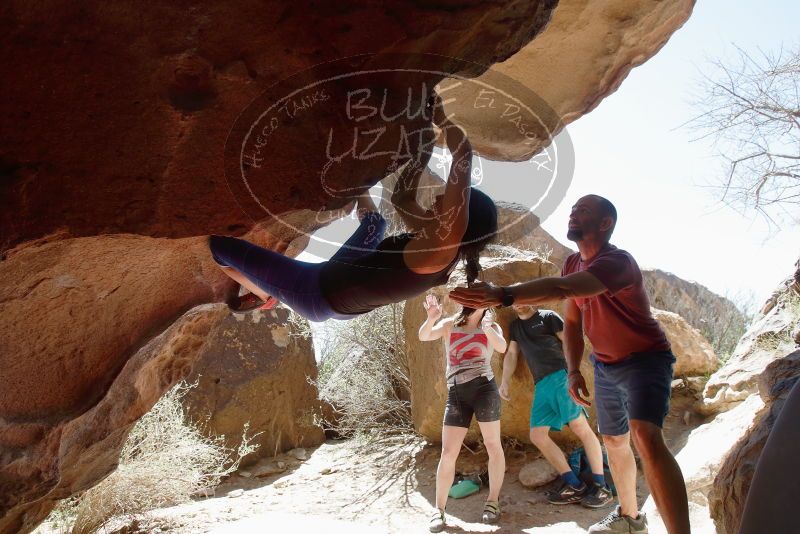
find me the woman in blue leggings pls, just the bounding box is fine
[209,104,498,322]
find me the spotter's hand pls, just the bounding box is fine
[499,381,511,401]
[480,312,495,330]
[448,281,503,308]
[423,294,443,321]
[568,371,592,408]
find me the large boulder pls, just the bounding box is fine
[652,309,719,378]
[703,260,800,414]
[0,2,697,532]
[643,269,748,357]
[0,1,697,248]
[0,1,560,252]
[183,308,324,464]
[640,394,765,534]
[441,0,696,160]
[404,245,595,445]
[0,302,228,534]
[708,350,800,534]
[0,231,266,533]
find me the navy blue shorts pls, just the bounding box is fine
[592,351,676,436]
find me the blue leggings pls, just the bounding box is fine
[209,212,387,322]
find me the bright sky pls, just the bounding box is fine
[301,0,799,308]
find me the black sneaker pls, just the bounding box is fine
[581,483,614,508]
[547,482,589,505]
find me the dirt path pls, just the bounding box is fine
[48,387,712,533]
[128,386,712,533]
[133,436,638,533]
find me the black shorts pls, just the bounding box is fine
[443,376,501,428]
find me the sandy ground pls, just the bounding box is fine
[38,387,715,534]
[127,436,620,534]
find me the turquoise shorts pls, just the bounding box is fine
[530,369,586,431]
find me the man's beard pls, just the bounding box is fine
[567,228,583,241]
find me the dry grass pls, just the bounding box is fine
[315,303,413,442]
[43,382,258,534]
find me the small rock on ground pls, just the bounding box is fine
[518,458,559,488]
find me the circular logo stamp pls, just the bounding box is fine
[224,53,573,257]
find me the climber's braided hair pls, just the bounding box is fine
[454,305,486,327]
[458,187,497,285]
[453,187,497,328]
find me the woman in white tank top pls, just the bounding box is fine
[418,294,508,531]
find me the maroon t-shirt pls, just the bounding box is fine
[561,244,670,363]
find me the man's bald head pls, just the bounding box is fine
[584,194,617,232]
[567,195,617,243]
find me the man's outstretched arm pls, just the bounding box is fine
[448,271,607,308]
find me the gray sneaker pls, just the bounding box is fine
[588,505,648,533]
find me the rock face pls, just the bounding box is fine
[403,245,595,445]
[643,269,748,357]
[651,309,719,377]
[183,308,324,464]
[640,260,799,534]
[0,302,228,534]
[442,0,696,160]
[0,2,697,532]
[708,350,800,534]
[0,1,559,252]
[0,234,241,533]
[640,394,765,533]
[703,261,800,414]
[0,209,348,534]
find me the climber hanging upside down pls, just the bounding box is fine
[208,93,498,322]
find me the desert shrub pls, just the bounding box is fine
[44,382,257,534]
[315,302,412,439]
[705,290,756,362]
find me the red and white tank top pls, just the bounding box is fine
[445,325,494,385]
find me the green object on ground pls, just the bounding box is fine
[448,478,480,499]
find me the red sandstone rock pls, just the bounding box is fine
[0,2,698,532]
[0,233,235,532]
[0,301,228,533]
[0,1,558,252]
